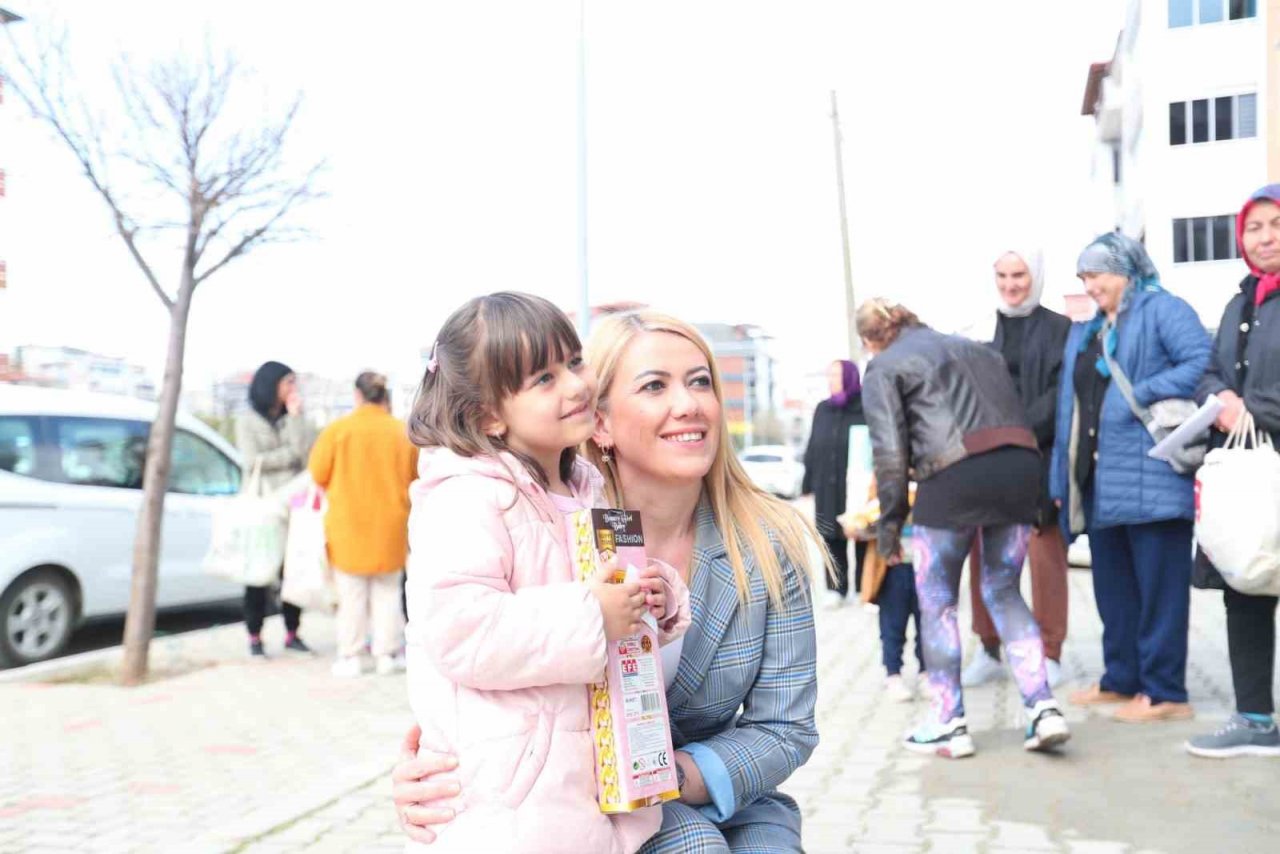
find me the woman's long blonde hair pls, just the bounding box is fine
[583,310,831,606]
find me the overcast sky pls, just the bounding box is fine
[0,0,1125,397]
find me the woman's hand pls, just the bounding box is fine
[674,751,710,806]
[637,564,667,619]
[1215,390,1244,433]
[392,724,463,845]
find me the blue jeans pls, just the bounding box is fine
[878,563,923,676]
[1088,519,1193,703]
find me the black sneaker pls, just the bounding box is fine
[249,639,267,659]
[284,636,314,656]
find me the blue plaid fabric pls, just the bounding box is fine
[639,499,818,853]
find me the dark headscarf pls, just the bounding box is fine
[1238,183,1280,306]
[827,359,861,407]
[249,361,294,424]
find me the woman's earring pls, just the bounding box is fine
[600,445,613,463]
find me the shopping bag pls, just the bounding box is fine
[202,460,288,587]
[281,484,337,612]
[1194,411,1280,596]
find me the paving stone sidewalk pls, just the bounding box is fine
[3,570,1277,853]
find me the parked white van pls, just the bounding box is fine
[0,386,244,666]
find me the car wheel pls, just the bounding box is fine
[0,570,75,668]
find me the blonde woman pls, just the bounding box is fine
[391,309,825,853]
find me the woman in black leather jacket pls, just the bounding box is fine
[859,298,1068,760]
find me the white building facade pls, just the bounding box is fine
[1084,0,1276,324]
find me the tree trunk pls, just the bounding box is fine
[119,274,195,686]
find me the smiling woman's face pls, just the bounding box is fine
[596,330,721,488]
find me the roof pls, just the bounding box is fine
[0,8,23,24]
[1081,61,1110,116]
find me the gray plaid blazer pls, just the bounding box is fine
[643,499,818,851]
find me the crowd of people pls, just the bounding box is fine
[225,181,1279,853]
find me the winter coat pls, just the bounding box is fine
[307,404,419,575]
[234,409,315,493]
[992,306,1072,525]
[862,325,1037,557]
[1049,288,1212,538]
[1193,276,1280,589]
[802,396,865,539]
[404,448,690,854]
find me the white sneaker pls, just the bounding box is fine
[331,656,365,678]
[1046,658,1064,688]
[376,654,405,676]
[1024,699,1071,752]
[821,590,846,610]
[961,649,1007,687]
[917,675,935,701]
[904,715,975,759]
[885,674,914,702]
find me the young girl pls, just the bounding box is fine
[404,292,691,853]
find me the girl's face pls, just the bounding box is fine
[1242,200,1280,275]
[493,353,598,472]
[1081,271,1128,316]
[994,253,1033,309]
[596,331,720,488]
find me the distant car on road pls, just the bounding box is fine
[0,386,245,667]
[738,444,805,499]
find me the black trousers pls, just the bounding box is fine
[244,584,301,637]
[824,536,868,597]
[1225,586,1278,715]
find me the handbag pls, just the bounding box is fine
[281,484,337,612]
[201,459,288,587]
[1102,346,1206,475]
[1194,411,1280,596]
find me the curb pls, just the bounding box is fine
[0,613,288,685]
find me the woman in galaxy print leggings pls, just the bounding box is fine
[858,297,1070,759]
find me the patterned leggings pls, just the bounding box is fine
[913,524,1052,722]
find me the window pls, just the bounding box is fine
[1173,215,1239,263]
[1191,99,1209,143]
[52,417,147,489]
[741,453,783,463]
[169,431,241,496]
[1172,0,1257,25]
[1169,94,1258,144]
[0,417,37,477]
[1169,102,1186,145]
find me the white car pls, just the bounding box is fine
[739,444,805,499]
[0,386,245,667]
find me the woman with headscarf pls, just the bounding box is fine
[859,298,1069,758]
[236,360,317,658]
[802,359,867,608]
[1049,233,1211,723]
[964,248,1073,690]
[1186,185,1280,758]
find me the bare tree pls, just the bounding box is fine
[1,28,323,684]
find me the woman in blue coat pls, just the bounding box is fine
[1049,233,1211,723]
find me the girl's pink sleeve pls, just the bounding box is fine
[647,558,691,647]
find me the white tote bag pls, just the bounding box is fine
[281,484,337,612]
[1194,411,1280,596]
[202,460,288,587]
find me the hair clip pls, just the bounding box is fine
[426,341,440,374]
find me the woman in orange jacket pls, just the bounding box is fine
[309,372,420,677]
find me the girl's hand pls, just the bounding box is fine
[1215,390,1244,432]
[638,564,666,619]
[392,725,463,844]
[588,565,646,641]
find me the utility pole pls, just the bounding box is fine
[830,90,860,360]
[576,0,590,336]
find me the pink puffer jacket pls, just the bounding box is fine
[405,449,690,854]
